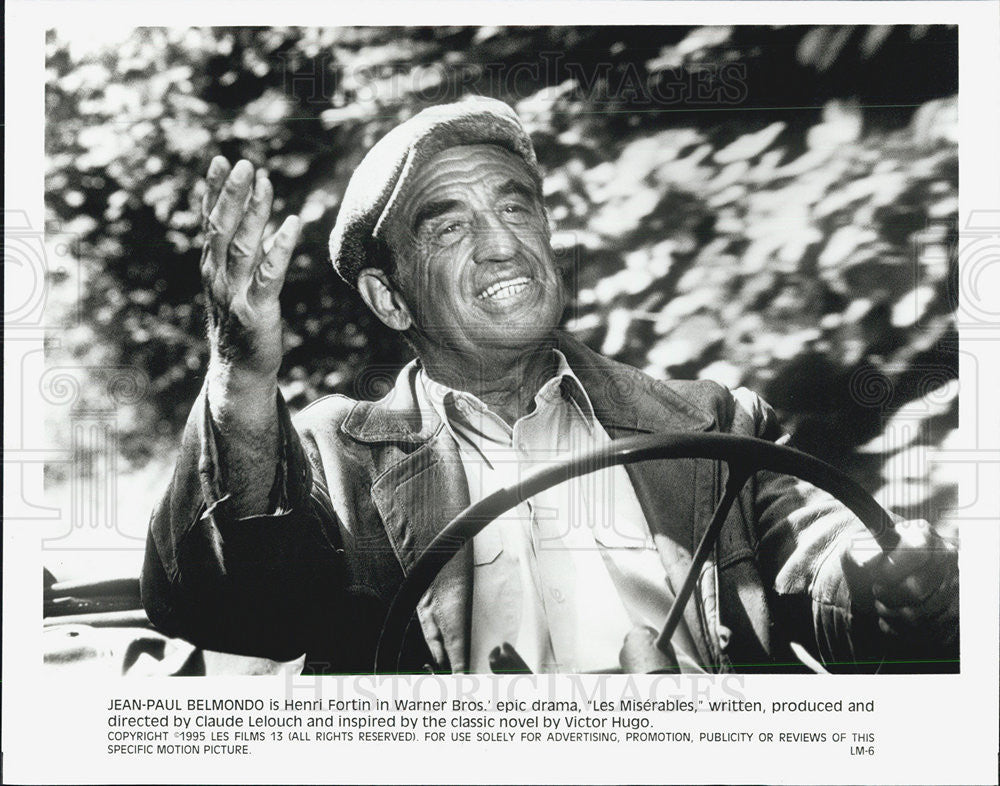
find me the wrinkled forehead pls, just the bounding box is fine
[379,143,542,237]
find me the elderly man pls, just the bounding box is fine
[142,97,958,674]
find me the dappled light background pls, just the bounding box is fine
[43,26,958,577]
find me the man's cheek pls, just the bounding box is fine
[409,257,443,310]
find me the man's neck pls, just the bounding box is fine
[418,340,559,425]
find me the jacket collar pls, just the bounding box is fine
[341,331,716,445]
[554,332,716,435]
[341,359,441,445]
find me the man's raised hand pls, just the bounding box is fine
[198,157,299,515]
[201,156,300,386]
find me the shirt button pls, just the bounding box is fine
[551,588,565,603]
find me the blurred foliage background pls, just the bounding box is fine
[45,25,958,530]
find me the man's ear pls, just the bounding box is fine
[357,268,413,332]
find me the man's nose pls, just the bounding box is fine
[471,211,518,264]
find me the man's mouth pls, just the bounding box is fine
[476,276,532,302]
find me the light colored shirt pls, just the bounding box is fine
[417,352,705,674]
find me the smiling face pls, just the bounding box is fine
[376,144,565,361]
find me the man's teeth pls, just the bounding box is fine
[477,277,531,301]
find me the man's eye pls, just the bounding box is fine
[502,203,534,221]
[436,221,463,238]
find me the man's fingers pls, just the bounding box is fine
[875,580,959,645]
[228,171,274,286]
[201,156,233,226]
[199,157,234,287]
[877,617,904,638]
[840,531,882,613]
[207,159,255,252]
[251,215,300,301]
[872,546,955,608]
[874,520,936,584]
[874,568,958,621]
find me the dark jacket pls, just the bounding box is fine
[141,333,882,673]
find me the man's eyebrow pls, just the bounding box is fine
[411,199,462,235]
[496,179,540,203]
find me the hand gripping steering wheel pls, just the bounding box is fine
[374,432,899,674]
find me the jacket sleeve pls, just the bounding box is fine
[140,382,347,662]
[727,387,888,672]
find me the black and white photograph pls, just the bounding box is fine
[40,23,961,677]
[5,5,999,784]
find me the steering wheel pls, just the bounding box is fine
[374,432,899,674]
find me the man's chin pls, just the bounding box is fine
[428,323,558,354]
[482,330,552,346]
[471,324,560,354]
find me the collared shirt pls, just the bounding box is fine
[417,351,705,674]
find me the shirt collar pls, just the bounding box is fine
[542,349,597,428]
[416,349,598,449]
